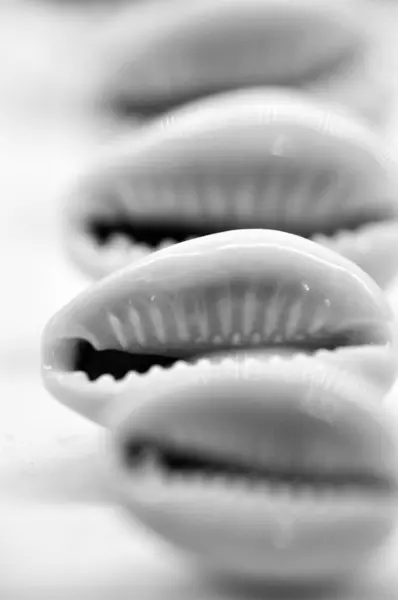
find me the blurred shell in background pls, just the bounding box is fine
[1,0,397,125]
[93,0,398,130]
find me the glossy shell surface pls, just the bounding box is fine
[42,229,398,583]
[42,230,397,423]
[66,90,398,285]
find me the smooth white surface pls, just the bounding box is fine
[1,2,398,598]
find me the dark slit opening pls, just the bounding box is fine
[74,339,179,381]
[87,211,390,249]
[123,439,392,491]
[88,219,223,247]
[67,330,379,382]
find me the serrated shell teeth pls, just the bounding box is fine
[82,331,106,352]
[43,230,395,431]
[69,371,89,383]
[170,359,191,372]
[146,364,167,378]
[94,374,118,388]
[319,221,398,290]
[250,332,262,345]
[108,234,133,253]
[231,332,242,346]
[157,238,176,251]
[311,232,331,247]
[136,447,163,477]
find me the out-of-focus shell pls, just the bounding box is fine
[64,90,398,284]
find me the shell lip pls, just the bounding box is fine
[114,455,398,509]
[60,228,395,325]
[108,364,398,586]
[107,52,351,121]
[68,215,398,283]
[42,326,394,397]
[105,2,365,116]
[43,233,395,353]
[41,338,397,427]
[73,87,398,228]
[116,437,397,501]
[67,86,398,280]
[41,231,396,422]
[108,359,398,511]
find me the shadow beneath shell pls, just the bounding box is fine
[205,575,347,600]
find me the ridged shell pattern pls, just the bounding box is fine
[66,85,398,286]
[50,3,398,585]
[64,5,398,285]
[74,280,370,355]
[93,167,382,230]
